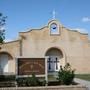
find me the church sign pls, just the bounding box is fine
[17,58,45,75]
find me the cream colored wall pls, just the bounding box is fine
[0,20,90,74]
[66,29,90,74]
[0,40,20,74]
[19,20,90,74]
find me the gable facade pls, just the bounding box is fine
[0,20,90,75]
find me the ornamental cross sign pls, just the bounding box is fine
[48,57,59,71]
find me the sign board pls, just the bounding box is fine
[18,58,45,75]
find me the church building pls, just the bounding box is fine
[0,19,90,76]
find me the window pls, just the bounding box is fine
[50,23,59,35]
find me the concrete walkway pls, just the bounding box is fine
[74,78,90,90]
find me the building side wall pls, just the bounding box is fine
[0,40,20,74]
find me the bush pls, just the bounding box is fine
[57,63,75,85]
[0,75,16,87]
[0,75,5,81]
[16,74,46,86]
[26,74,40,86]
[0,75,15,82]
[16,77,26,86]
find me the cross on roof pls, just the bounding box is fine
[52,10,56,19]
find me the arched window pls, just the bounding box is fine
[0,52,13,74]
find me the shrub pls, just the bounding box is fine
[40,80,46,86]
[16,77,26,86]
[0,75,15,82]
[26,74,40,86]
[0,75,16,87]
[0,75,5,81]
[16,74,46,86]
[4,75,15,81]
[57,63,75,85]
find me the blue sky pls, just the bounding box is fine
[0,0,90,41]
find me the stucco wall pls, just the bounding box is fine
[19,20,90,74]
[0,40,20,74]
[0,20,90,74]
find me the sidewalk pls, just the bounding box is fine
[74,78,90,90]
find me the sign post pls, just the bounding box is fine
[45,57,48,85]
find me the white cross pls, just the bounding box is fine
[52,10,56,19]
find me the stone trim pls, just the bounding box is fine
[0,85,86,90]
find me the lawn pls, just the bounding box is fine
[75,74,90,81]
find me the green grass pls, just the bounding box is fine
[33,75,57,81]
[75,74,90,81]
[48,75,57,81]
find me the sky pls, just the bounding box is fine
[0,0,90,41]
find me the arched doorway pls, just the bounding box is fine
[0,52,12,74]
[45,47,63,73]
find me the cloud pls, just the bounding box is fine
[82,17,90,22]
[71,28,88,33]
[4,37,18,42]
[4,39,12,42]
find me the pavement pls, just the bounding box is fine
[74,78,90,90]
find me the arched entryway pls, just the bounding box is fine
[0,52,13,74]
[45,47,64,72]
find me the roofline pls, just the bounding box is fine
[63,27,88,35]
[19,26,48,34]
[19,20,88,36]
[0,39,20,45]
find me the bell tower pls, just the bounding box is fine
[48,20,60,35]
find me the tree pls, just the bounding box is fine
[0,13,7,43]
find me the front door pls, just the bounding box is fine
[47,56,60,72]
